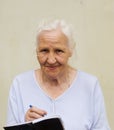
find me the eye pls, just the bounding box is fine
[40,49,49,53]
[55,49,64,54]
[37,48,49,57]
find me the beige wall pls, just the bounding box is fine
[0,0,113,129]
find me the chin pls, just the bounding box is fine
[47,74,58,79]
[43,67,64,78]
[45,72,60,79]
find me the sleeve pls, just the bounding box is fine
[91,80,111,130]
[6,78,20,125]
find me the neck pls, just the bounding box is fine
[40,66,72,87]
[35,67,77,99]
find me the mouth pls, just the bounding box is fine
[45,65,60,70]
[47,66,57,70]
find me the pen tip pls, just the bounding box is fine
[29,105,32,108]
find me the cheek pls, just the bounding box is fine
[37,56,47,64]
[56,55,69,64]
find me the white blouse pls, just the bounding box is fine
[6,70,110,130]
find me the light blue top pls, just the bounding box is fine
[6,70,110,130]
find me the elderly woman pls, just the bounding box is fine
[6,20,110,130]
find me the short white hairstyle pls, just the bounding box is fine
[36,19,76,51]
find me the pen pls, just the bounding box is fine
[29,105,47,117]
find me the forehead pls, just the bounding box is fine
[37,29,68,45]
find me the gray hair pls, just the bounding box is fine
[36,19,76,51]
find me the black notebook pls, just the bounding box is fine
[4,115,64,130]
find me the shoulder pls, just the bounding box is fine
[78,70,98,81]
[76,70,102,95]
[11,70,35,87]
[77,70,99,87]
[9,70,35,92]
[14,70,34,81]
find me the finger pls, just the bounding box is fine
[30,106,47,116]
[29,111,43,119]
[25,111,44,122]
[25,109,39,122]
[26,116,35,122]
[25,106,47,122]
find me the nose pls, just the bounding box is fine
[47,52,56,64]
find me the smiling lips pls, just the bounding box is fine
[46,65,60,71]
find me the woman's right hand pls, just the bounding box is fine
[25,106,47,122]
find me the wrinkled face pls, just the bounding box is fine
[36,28,72,79]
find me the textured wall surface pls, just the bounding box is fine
[0,0,113,129]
